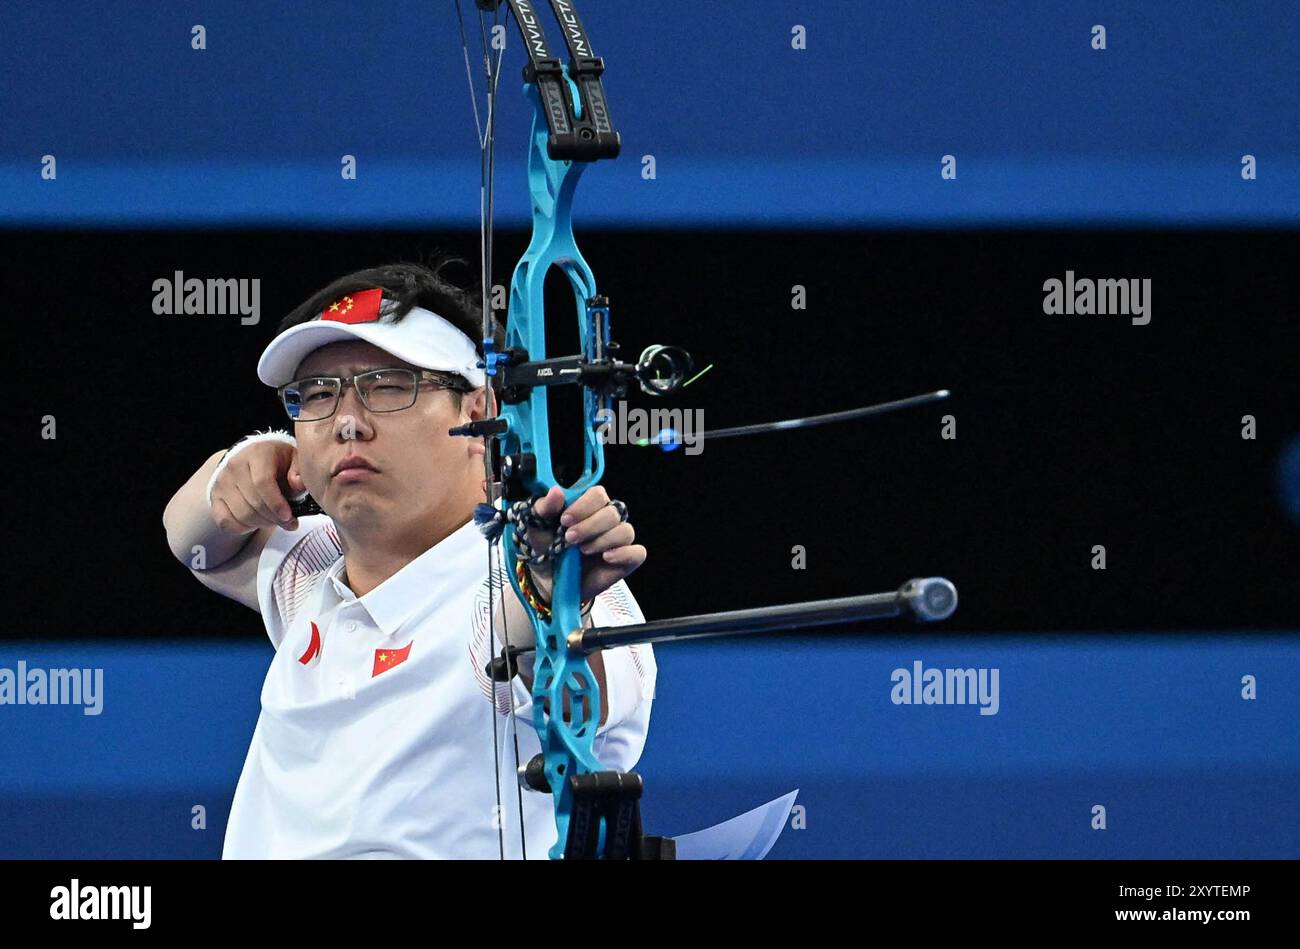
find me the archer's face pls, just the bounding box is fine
[291,340,485,531]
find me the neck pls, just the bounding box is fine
[336,501,476,598]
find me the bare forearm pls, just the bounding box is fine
[162,449,254,568]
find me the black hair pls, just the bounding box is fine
[277,250,502,397]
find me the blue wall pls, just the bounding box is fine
[2,1,1297,227]
[2,634,1296,858]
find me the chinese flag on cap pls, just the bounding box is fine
[372,641,413,678]
[321,287,383,324]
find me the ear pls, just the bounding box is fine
[464,386,489,458]
[464,385,488,421]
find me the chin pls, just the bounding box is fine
[327,490,385,520]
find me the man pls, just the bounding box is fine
[162,257,656,859]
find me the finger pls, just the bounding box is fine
[228,477,283,530]
[559,485,609,526]
[531,485,566,521]
[565,503,623,546]
[598,543,646,570]
[576,520,635,555]
[233,460,293,527]
[225,482,272,529]
[524,487,567,559]
[579,548,646,601]
[209,496,257,535]
[247,455,296,524]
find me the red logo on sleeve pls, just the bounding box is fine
[372,641,413,677]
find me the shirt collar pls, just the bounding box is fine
[323,518,484,638]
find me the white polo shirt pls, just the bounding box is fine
[221,514,656,859]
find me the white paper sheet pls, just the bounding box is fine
[670,789,800,860]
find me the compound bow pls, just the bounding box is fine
[453,0,957,860]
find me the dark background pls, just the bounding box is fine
[3,226,1296,638]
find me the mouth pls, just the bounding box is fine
[332,455,379,482]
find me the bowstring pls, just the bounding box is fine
[455,0,528,861]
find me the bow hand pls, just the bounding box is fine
[527,485,645,604]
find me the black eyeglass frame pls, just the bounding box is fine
[277,368,475,422]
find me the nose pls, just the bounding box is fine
[333,383,374,440]
[337,380,367,414]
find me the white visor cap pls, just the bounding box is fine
[257,288,485,388]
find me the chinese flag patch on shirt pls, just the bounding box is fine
[372,641,413,678]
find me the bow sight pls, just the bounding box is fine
[448,303,696,500]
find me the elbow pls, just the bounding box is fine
[162,516,189,566]
[162,494,200,566]
[162,496,184,561]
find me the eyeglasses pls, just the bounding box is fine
[278,368,473,422]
